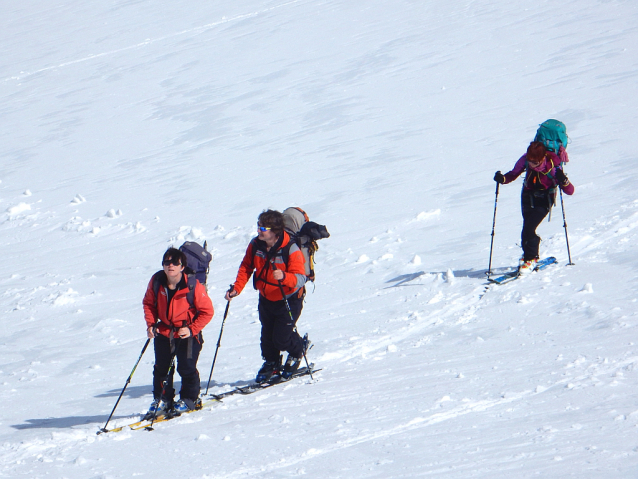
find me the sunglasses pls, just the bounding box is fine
[162,258,182,267]
[257,223,272,232]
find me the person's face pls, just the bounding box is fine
[162,256,184,280]
[257,223,278,243]
[528,154,545,168]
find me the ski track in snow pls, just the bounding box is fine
[4,351,637,477]
[3,0,307,83]
[210,354,638,478]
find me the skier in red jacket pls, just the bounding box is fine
[142,247,214,417]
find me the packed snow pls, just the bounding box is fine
[2,0,638,477]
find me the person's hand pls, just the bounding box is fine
[272,269,284,281]
[555,168,569,185]
[225,288,238,301]
[494,171,505,184]
[147,326,156,339]
[177,327,191,339]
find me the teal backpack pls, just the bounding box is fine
[534,119,568,153]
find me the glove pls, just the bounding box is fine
[494,171,505,184]
[225,285,238,301]
[554,168,569,185]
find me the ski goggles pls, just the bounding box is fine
[257,224,272,232]
[162,258,182,267]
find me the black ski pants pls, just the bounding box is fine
[153,333,202,403]
[258,293,304,363]
[521,190,551,261]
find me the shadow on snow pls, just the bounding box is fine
[384,266,513,287]
[11,377,258,430]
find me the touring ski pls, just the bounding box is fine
[210,364,319,399]
[98,397,221,434]
[98,365,319,434]
[487,256,557,285]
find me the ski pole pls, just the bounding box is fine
[146,354,177,431]
[271,261,313,380]
[487,181,500,277]
[97,336,152,434]
[559,188,575,265]
[204,285,233,396]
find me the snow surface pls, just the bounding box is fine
[2,0,638,477]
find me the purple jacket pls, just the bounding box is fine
[503,149,574,195]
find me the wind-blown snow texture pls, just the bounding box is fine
[2,0,638,477]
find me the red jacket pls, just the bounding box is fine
[143,272,214,338]
[233,232,307,301]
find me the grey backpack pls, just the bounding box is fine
[282,207,330,282]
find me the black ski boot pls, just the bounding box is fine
[256,359,280,384]
[282,334,311,379]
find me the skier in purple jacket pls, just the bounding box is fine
[494,141,575,274]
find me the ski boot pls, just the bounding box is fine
[518,258,537,275]
[282,334,311,379]
[143,398,168,420]
[170,398,201,417]
[256,359,280,384]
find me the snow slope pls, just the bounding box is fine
[2,0,638,477]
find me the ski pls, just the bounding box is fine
[98,397,221,434]
[487,256,557,285]
[210,364,319,399]
[98,365,319,434]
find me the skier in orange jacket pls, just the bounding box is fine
[226,209,308,382]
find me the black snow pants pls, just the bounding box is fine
[520,189,552,261]
[153,333,202,403]
[258,292,304,363]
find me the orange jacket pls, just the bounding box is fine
[233,232,307,301]
[143,272,214,338]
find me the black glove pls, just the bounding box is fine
[554,168,568,185]
[494,171,505,184]
[226,284,238,300]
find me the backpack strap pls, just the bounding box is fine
[252,236,297,290]
[153,271,196,308]
[280,239,294,268]
[152,271,163,309]
[185,274,197,309]
[152,271,198,325]
[279,239,307,297]
[252,236,280,289]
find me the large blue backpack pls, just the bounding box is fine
[152,241,212,310]
[534,119,568,153]
[179,241,212,285]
